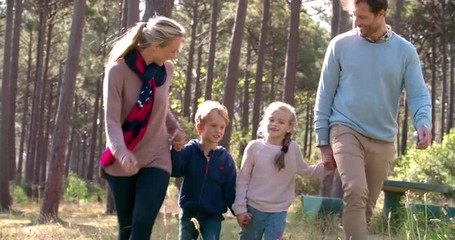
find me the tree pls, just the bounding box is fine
[283,0,301,105]
[204,0,219,100]
[127,0,139,27]
[39,0,87,222]
[25,1,48,199]
[143,0,174,19]
[182,0,200,119]
[0,0,14,211]
[251,0,270,139]
[219,0,248,149]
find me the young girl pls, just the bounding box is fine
[232,101,335,240]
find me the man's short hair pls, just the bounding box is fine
[343,0,388,14]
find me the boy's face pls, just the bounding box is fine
[197,111,227,144]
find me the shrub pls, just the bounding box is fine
[391,130,455,201]
[63,172,89,203]
[11,185,28,203]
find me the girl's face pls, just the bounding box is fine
[266,109,292,140]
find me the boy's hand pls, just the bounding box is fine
[236,212,252,228]
[172,129,186,151]
[120,152,139,174]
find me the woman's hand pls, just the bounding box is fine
[120,152,139,174]
[172,129,186,151]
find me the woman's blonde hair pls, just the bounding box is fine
[257,101,297,171]
[108,16,185,63]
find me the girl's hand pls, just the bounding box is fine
[322,158,337,171]
[236,212,252,228]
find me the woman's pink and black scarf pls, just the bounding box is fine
[100,49,166,167]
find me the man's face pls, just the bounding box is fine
[353,2,384,39]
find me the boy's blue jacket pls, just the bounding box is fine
[171,139,237,215]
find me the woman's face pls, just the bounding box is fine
[152,36,182,64]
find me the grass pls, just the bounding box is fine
[0,196,454,239]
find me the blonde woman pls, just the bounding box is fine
[100,16,186,239]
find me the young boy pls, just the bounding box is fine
[171,100,237,240]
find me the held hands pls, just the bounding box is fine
[120,151,139,174]
[320,145,337,171]
[172,129,186,151]
[416,126,432,150]
[236,212,252,228]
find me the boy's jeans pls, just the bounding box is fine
[179,210,224,240]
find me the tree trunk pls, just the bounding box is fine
[192,42,203,120]
[241,41,251,137]
[400,99,408,155]
[143,0,174,20]
[7,0,23,183]
[25,2,48,199]
[219,0,248,150]
[182,0,199,119]
[440,0,448,136]
[38,17,56,197]
[430,29,437,142]
[0,0,14,211]
[106,188,116,214]
[17,25,34,185]
[204,0,219,100]
[127,0,139,28]
[303,96,310,157]
[449,41,455,129]
[39,0,87,222]
[120,0,128,32]
[251,0,269,139]
[87,77,102,182]
[283,0,300,105]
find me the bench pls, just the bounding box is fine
[381,180,452,219]
[301,195,343,217]
[302,181,453,219]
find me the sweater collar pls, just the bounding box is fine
[359,25,393,43]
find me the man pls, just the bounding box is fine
[313,0,432,239]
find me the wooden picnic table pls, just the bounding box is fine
[381,180,452,218]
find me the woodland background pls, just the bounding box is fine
[0,0,454,223]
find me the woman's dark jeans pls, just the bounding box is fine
[106,167,170,240]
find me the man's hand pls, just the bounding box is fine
[236,212,252,228]
[319,145,336,170]
[416,126,432,149]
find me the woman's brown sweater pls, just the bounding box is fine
[102,59,180,176]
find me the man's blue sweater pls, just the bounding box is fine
[171,139,236,215]
[314,29,432,143]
